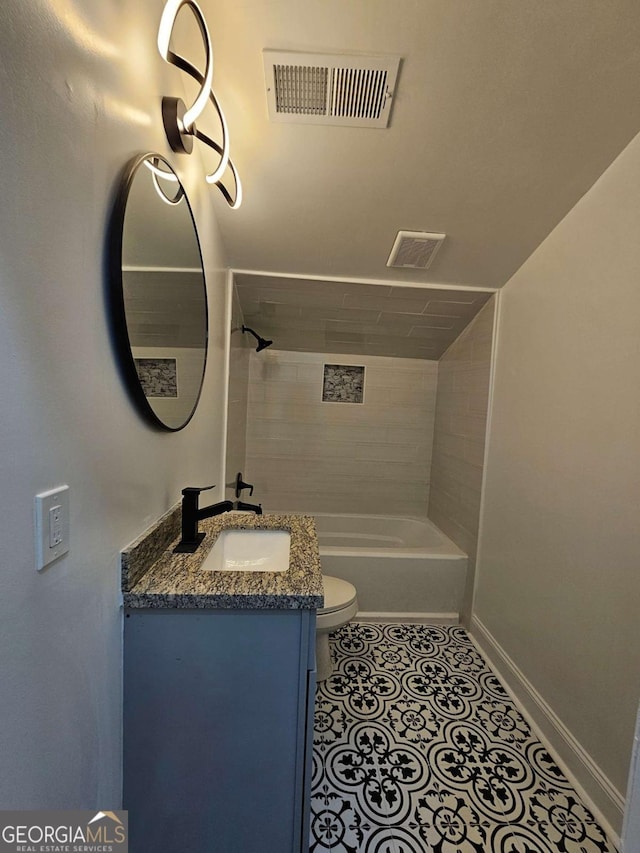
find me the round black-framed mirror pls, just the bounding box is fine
[109,153,208,431]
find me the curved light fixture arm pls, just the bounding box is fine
[158,0,213,130]
[158,0,241,208]
[167,51,241,206]
[143,156,185,205]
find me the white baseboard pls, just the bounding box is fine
[356,611,459,625]
[470,615,623,849]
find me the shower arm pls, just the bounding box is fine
[242,325,273,352]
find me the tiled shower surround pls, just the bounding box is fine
[233,299,495,526]
[310,623,616,853]
[428,298,495,619]
[245,350,438,516]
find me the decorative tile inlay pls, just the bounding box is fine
[311,623,618,853]
[322,364,365,403]
[135,357,178,397]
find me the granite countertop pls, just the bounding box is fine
[122,511,324,610]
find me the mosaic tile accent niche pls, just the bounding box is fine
[135,357,178,398]
[322,364,365,403]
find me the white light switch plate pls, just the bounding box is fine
[35,486,69,571]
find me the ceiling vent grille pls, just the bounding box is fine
[387,231,446,270]
[264,50,401,128]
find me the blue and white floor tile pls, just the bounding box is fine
[310,623,617,853]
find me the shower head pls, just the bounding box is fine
[242,325,273,352]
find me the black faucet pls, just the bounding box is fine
[235,500,263,515]
[174,485,234,553]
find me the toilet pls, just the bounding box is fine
[316,575,358,681]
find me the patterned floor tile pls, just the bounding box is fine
[369,640,416,675]
[354,825,415,853]
[332,623,386,664]
[310,786,381,852]
[323,658,402,720]
[381,624,451,659]
[315,695,351,754]
[405,781,505,852]
[523,740,574,789]
[376,824,428,853]
[473,696,532,748]
[516,781,616,852]
[309,623,618,853]
[381,697,442,751]
[426,718,535,823]
[401,658,483,720]
[489,823,559,852]
[324,721,430,825]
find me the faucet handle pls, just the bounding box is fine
[182,484,215,496]
[235,473,254,498]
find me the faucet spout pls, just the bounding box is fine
[198,499,234,520]
[235,500,263,515]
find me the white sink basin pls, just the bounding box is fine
[201,529,291,573]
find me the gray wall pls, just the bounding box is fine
[474,130,640,832]
[428,298,495,623]
[0,3,229,807]
[245,350,437,515]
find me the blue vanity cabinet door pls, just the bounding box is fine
[124,608,316,853]
[300,659,317,848]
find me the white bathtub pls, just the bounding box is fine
[293,513,467,621]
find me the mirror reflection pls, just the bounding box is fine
[117,154,208,430]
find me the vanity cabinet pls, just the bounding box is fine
[124,607,316,853]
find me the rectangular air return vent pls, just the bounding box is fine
[263,50,401,128]
[387,231,446,270]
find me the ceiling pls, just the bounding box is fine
[199,0,640,292]
[168,1,640,358]
[236,274,493,359]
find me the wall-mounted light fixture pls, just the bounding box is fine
[158,0,242,209]
[143,156,185,205]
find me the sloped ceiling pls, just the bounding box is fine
[199,0,640,290]
[168,1,640,358]
[235,274,493,359]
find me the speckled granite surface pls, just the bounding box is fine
[122,510,324,610]
[121,504,181,592]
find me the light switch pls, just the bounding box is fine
[35,486,69,571]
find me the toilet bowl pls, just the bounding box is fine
[316,575,358,682]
